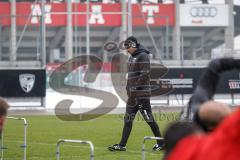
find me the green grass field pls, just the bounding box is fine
[2,113,178,160]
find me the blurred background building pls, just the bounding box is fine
[0,0,240,108]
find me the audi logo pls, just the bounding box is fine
[190,7,218,17]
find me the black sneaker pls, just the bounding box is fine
[152,144,165,151]
[108,144,126,151]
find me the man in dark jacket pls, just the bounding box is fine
[108,36,164,151]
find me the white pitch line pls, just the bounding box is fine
[3,140,162,156]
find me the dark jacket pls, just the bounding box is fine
[126,44,151,97]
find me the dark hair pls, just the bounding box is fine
[164,121,199,158]
[0,97,9,116]
[194,111,212,132]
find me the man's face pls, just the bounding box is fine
[124,40,137,54]
[126,47,137,54]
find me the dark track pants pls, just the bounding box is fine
[119,97,162,146]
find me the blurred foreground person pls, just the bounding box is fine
[196,101,231,131]
[180,58,240,131]
[164,121,202,158]
[164,57,240,160]
[165,105,240,160]
[0,97,9,135]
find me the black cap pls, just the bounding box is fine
[125,36,138,43]
[124,36,139,49]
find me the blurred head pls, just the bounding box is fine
[124,36,139,54]
[197,101,232,132]
[164,121,201,158]
[0,97,9,135]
